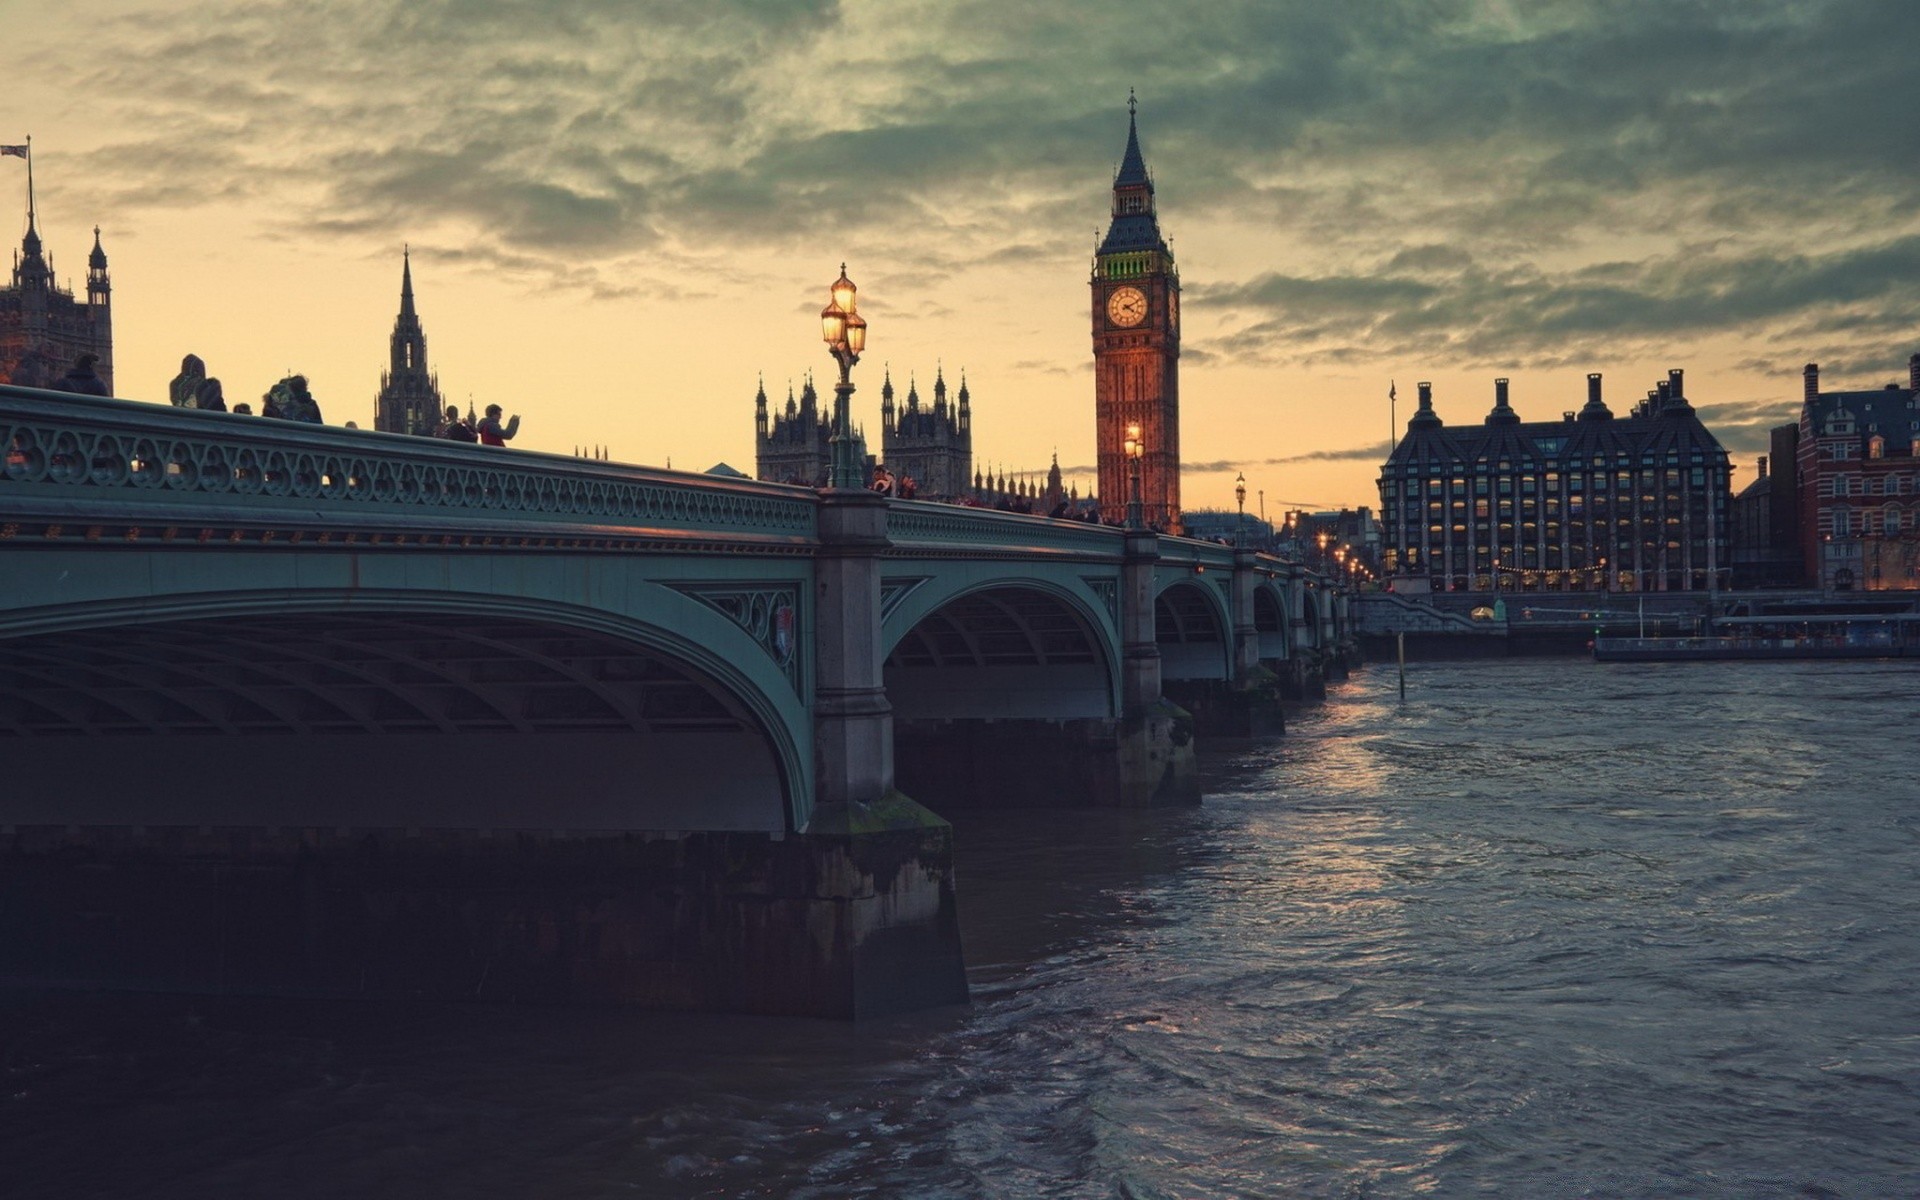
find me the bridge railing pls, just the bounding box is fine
[884,500,1127,559]
[1,388,818,546]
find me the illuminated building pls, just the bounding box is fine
[1378,372,1731,593]
[1092,95,1181,532]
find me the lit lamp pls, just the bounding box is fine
[819,264,869,489]
[1234,472,1247,546]
[1123,422,1145,530]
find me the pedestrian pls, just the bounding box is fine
[439,405,477,442]
[476,404,519,446]
[899,474,918,500]
[869,465,894,496]
[193,378,228,412]
[55,352,109,396]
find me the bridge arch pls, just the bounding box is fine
[1154,577,1232,681]
[1253,578,1291,663]
[0,587,810,834]
[882,580,1119,719]
[1290,578,1323,652]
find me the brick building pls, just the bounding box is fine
[1795,355,1920,590]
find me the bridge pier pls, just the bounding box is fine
[800,489,969,1012]
[0,820,963,1018]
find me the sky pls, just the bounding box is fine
[8,0,1920,517]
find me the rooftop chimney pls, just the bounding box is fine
[1804,363,1819,403]
[1668,368,1684,400]
[1910,352,1918,391]
[1487,376,1519,424]
[1757,455,1769,480]
[1579,372,1611,421]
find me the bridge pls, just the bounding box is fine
[0,387,1357,1016]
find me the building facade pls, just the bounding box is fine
[879,367,971,497]
[1092,96,1181,532]
[1,172,112,393]
[1795,356,1920,591]
[374,249,445,436]
[755,375,868,486]
[1378,372,1732,592]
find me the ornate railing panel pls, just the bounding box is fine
[0,388,817,548]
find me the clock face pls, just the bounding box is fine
[1107,286,1147,328]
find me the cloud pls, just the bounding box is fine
[16,0,1920,381]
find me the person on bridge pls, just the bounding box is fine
[477,404,519,446]
[439,405,477,443]
[54,353,109,397]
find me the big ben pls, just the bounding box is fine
[1093,93,1180,532]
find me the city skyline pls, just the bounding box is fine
[10,0,1920,513]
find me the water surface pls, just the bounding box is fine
[6,659,1918,1197]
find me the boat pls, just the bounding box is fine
[1593,610,1920,662]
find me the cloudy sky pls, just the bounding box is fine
[10,0,1919,514]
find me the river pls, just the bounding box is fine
[5,659,1918,1198]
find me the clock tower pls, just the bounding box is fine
[1093,93,1181,531]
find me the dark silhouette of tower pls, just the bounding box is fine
[374,247,444,435]
[0,145,113,393]
[1092,93,1181,530]
[879,365,972,497]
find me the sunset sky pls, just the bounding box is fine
[10,0,1919,516]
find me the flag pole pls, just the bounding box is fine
[1388,379,1397,457]
[24,134,33,234]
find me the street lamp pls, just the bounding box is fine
[1317,530,1330,569]
[1123,422,1145,530]
[819,263,869,490]
[1234,472,1247,546]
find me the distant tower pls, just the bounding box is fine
[1092,93,1180,530]
[374,247,444,435]
[756,373,864,485]
[881,363,973,497]
[0,145,114,393]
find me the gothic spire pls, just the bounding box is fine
[1099,94,1167,257]
[1115,89,1150,190]
[400,245,416,318]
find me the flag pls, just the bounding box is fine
[0,145,27,158]
[1389,380,1396,402]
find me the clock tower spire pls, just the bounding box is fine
[1092,91,1181,531]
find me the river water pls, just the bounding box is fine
[6,659,1918,1198]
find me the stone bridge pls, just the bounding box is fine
[0,388,1357,1016]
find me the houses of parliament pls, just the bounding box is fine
[0,151,113,393]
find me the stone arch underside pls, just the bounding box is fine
[885,586,1114,719]
[1156,581,1230,681]
[0,611,790,833]
[1254,584,1290,662]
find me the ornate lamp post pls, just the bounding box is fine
[1123,422,1145,530]
[1234,472,1247,546]
[819,264,869,490]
